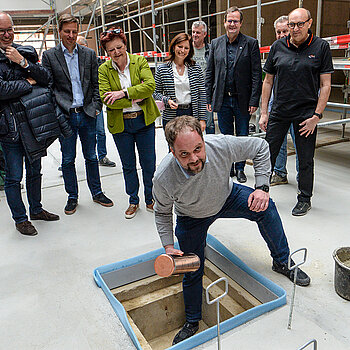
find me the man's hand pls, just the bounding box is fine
[5,46,24,65]
[206,104,212,112]
[248,189,270,212]
[26,77,36,85]
[199,120,206,132]
[168,99,178,109]
[259,112,269,132]
[248,106,258,115]
[103,90,125,104]
[164,244,184,256]
[133,98,144,103]
[299,116,319,137]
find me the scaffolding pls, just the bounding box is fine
[12,0,350,137]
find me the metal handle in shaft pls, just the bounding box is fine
[298,338,317,350]
[287,248,307,330]
[206,277,228,350]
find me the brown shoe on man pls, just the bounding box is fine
[30,209,60,221]
[125,204,139,219]
[16,221,38,236]
[146,200,155,213]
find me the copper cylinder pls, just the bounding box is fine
[154,253,200,277]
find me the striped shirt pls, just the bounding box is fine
[153,61,207,121]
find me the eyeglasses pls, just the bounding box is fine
[101,28,122,36]
[226,20,240,25]
[287,18,311,29]
[0,28,14,35]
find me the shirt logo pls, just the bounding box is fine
[308,54,316,59]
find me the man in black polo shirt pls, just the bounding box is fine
[259,7,333,216]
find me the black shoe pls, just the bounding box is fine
[173,321,199,345]
[30,209,60,221]
[292,201,311,216]
[99,156,116,167]
[16,220,38,236]
[93,193,114,207]
[236,170,247,183]
[272,260,311,287]
[64,198,78,215]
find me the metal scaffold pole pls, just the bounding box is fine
[257,0,262,46]
[151,0,158,66]
[316,0,322,37]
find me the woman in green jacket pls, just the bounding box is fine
[99,28,160,219]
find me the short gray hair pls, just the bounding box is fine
[77,36,88,46]
[192,21,207,33]
[0,12,14,26]
[274,15,288,29]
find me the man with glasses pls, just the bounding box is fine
[206,6,262,183]
[260,8,333,216]
[42,14,113,215]
[0,12,60,236]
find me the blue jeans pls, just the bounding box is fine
[205,110,215,134]
[217,96,250,171]
[96,110,107,160]
[112,113,155,205]
[60,111,102,200]
[162,106,193,131]
[0,140,42,223]
[274,125,299,178]
[175,183,290,322]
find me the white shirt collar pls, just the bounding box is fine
[61,42,78,55]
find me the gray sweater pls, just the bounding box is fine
[153,134,271,247]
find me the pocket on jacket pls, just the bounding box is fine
[0,111,9,136]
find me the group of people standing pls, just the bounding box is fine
[0,6,333,345]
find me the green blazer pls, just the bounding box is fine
[99,53,160,134]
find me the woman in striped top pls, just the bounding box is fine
[153,33,207,131]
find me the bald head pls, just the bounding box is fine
[288,7,312,47]
[0,12,14,25]
[76,36,88,47]
[288,7,311,21]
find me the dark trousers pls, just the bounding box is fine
[0,140,42,223]
[112,113,155,205]
[175,183,290,322]
[217,95,250,171]
[60,111,102,200]
[265,117,317,202]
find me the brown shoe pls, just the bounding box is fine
[30,209,60,221]
[146,200,155,213]
[125,204,139,219]
[16,221,38,236]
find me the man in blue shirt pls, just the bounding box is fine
[42,14,113,215]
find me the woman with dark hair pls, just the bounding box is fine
[98,28,160,219]
[153,33,207,131]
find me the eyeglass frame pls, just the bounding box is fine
[226,19,241,25]
[101,28,122,37]
[287,18,311,29]
[0,28,14,35]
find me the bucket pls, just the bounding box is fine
[333,247,350,301]
[154,253,200,277]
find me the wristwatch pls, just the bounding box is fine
[19,57,27,68]
[255,184,269,193]
[313,112,323,119]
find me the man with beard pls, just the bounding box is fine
[152,115,310,345]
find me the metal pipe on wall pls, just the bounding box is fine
[316,0,322,37]
[151,0,158,66]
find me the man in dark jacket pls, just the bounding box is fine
[42,14,113,215]
[206,6,262,183]
[0,12,59,236]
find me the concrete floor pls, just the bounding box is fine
[1,117,350,350]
